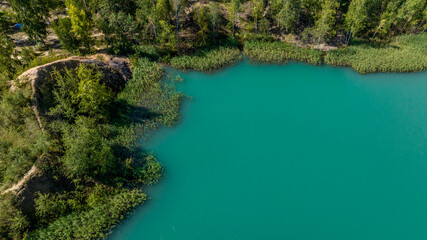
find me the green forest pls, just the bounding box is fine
[0,0,426,239]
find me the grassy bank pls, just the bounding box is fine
[243,41,324,66]
[168,35,425,73]
[325,33,427,74]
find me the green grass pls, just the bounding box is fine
[325,33,427,73]
[170,46,242,72]
[243,40,323,65]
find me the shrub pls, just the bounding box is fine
[61,117,116,179]
[97,11,137,55]
[138,155,163,185]
[28,189,147,240]
[0,194,29,240]
[53,18,80,53]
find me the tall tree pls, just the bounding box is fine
[98,0,137,54]
[373,0,401,38]
[158,20,177,51]
[252,0,265,34]
[100,0,136,15]
[274,0,301,33]
[53,17,80,53]
[396,0,426,33]
[194,6,210,46]
[312,0,340,43]
[227,0,240,36]
[66,1,93,51]
[208,2,222,39]
[344,0,369,45]
[156,0,171,22]
[137,0,159,39]
[301,0,323,26]
[172,0,186,52]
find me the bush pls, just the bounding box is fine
[61,117,116,179]
[53,18,80,53]
[0,194,29,240]
[28,189,147,240]
[97,12,137,55]
[49,64,114,121]
[35,190,86,225]
[138,155,163,185]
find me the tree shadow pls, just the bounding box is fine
[190,38,240,56]
[109,99,162,127]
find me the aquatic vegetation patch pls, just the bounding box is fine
[325,33,427,73]
[28,188,146,240]
[170,46,242,72]
[243,41,323,65]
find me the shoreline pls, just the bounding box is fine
[1,33,426,240]
[165,33,427,74]
[166,54,427,75]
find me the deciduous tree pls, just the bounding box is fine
[172,0,186,52]
[312,0,340,43]
[344,0,369,45]
[227,0,240,36]
[194,6,210,45]
[252,0,265,34]
[67,1,93,51]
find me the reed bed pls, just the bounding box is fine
[325,33,427,74]
[28,189,147,240]
[169,46,242,72]
[243,41,323,65]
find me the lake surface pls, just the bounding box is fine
[111,62,427,240]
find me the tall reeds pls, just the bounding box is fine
[325,33,427,73]
[243,41,323,65]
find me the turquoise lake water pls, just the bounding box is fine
[111,62,427,240]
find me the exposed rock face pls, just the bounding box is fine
[3,165,74,221]
[2,55,132,220]
[15,54,132,131]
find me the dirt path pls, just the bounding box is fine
[2,165,39,195]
